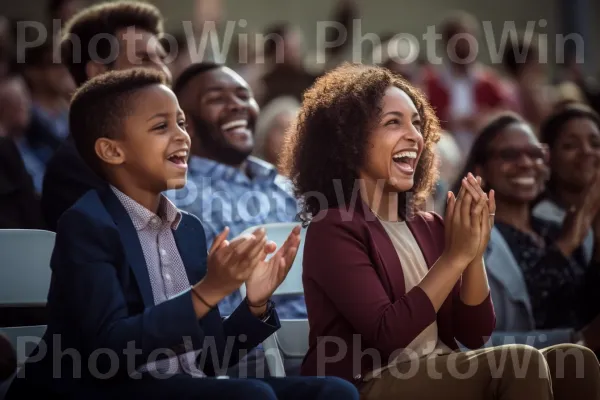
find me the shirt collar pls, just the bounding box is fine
[188,155,278,184]
[111,186,182,231]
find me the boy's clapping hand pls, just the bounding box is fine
[193,227,271,310]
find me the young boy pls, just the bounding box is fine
[6,69,358,399]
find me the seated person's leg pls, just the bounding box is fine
[226,348,270,378]
[261,376,360,400]
[87,373,279,400]
[541,344,600,400]
[359,345,553,400]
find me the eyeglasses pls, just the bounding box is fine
[491,146,548,163]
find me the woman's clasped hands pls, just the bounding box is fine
[443,172,496,268]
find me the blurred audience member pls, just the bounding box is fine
[377,33,424,90]
[41,1,171,231]
[21,42,74,159]
[193,0,224,27]
[433,131,462,213]
[48,0,85,28]
[259,22,316,106]
[170,63,302,318]
[533,103,600,263]
[229,32,267,105]
[0,17,10,80]
[0,75,29,141]
[424,11,510,154]
[502,33,557,131]
[0,74,47,194]
[455,112,600,352]
[557,53,600,114]
[254,96,299,168]
[161,31,192,83]
[319,0,359,72]
[0,135,45,229]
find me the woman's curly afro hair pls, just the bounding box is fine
[281,63,441,222]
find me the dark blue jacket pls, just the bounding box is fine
[8,187,279,397]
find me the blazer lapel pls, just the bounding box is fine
[485,228,533,312]
[101,189,154,307]
[172,216,206,285]
[358,201,404,298]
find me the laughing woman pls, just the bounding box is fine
[281,63,577,399]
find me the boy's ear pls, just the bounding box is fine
[95,138,125,166]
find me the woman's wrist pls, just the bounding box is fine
[439,251,470,272]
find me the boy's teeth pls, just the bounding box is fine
[168,151,187,160]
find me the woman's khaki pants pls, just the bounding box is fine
[360,344,600,400]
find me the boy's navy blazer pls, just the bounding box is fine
[9,187,280,396]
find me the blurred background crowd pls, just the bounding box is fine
[0,0,599,226]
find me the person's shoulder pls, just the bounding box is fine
[532,198,565,224]
[43,138,105,194]
[247,156,295,193]
[476,65,506,92]
[46,139,78,166]
[476,64,502,81]
[532,214,562,236]
[52,190,122,266]
[304,204,370,242]
[273,174,295,196]
[56,189,114,233]
[179,210,207,233]
[310,204,365,223]
[44,139,80,181]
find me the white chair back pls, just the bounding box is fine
[275,319,309,358]
[0,229,55,306]
[235,223,309,377]
[0,229,54,375]
[239,223,306,297]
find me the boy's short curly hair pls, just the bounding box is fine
[69,68,168,178]
[280,63,441,221]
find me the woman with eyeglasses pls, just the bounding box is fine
[454,111,600,356]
